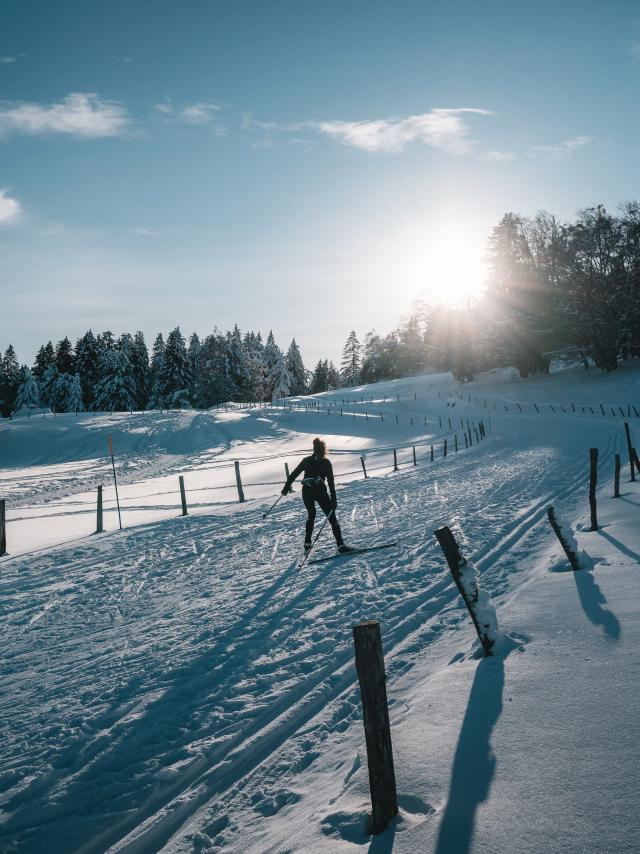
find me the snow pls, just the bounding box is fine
[1,362,639,852]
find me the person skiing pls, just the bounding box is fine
[282,437,352,553]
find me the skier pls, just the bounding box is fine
[282,437,352,553]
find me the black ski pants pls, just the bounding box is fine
[302,484,343,545]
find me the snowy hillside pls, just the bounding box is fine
[1,364,639,853]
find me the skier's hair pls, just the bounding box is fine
[312,437,327,457]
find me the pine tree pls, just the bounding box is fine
[310,359,329,393]
[130,331,150,409]
[194,332,234,406]
[94,348,137,411]
[262,331,281,400]
[75,330,100,409]
[271,349,293,399]
[226,324,252,400]
[33,341,55,381]
[67,373,84,412]
[340,330,361,386]
[161,327,192,408]
[40,363,60,411]
[243,331,264,400]
[187,332,201,401]
[0,345,21,417]
[14,366,40,413]
[147,333,166,409]
[55,336,75,375]
[52,372,74,412]
[327,361,341,389]
[285,339,306,395]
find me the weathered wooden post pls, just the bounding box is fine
[430,444,434,462]
[0,499,6,556]
[434,526,495,656]
[96,485,103,534]
[395,414,398,424]
[624,422,636,481]
[234,460,245,503]
[443,438,447,457]
[412,445,417,466]
[360,456,368,478]
[614,454,621,498]
[439,415,442,428]
[464,433,468,449]
[589,448,598,531]
[393,449,398,471]
[547,506,581,571]
[352,621,398,835]
[179,475,188,516]
[454,434,458,452]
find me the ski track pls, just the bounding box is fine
[0,405,625,852]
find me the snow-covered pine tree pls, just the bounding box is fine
[33,341,55,382]
[94,348,137,411]
[285,339,306,395]
[271,348,293,400]
[227,324,252,400]
[242,331,264,400]
[161,327,192,408]
[129,331,150,410]
[67,372,84,413]
[55,336,75,375]
[74,330,101,410]
[39,363,60,411]
[147,333,166,409]
[310,359,329,393]
[0,345,21,417]
[194,332,234,406]
[340,330,361,386]
[14,366,40,414]
[52,372,74,412]
[327,360,341,389]
[262,331,280,400]
[187,332,201,401]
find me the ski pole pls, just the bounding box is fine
[262,493,285,519]
[299,509,334,570]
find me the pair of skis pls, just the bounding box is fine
[304,541,398,566]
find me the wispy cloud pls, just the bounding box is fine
[130,226,161,237]
[0,189,21,225]
[116,56,132,63]
[245,108,493,154]
[0,56,16,64]
[477,148,516,162]
[0,92,128,139]
[527,135,592,158]
[155,99,224,128]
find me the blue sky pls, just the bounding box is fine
[1,0,640,368]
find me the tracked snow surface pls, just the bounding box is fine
[1,364,639,853]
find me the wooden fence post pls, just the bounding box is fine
[234,460,245,503]
[430,444,434,462]
[614,454,621,498]
[352,621,399,835]
[412,445,417,466]
[393,449,398,471]
[434,526,494,656]
[454,434,458,452]
[443,439,447,457]
[547,506,581,571]
[0,499,6,556]
[96,485,103,533]
[589,448,598,531]
[624,422,636,481]
[360,456,368,479]
[179,475,188,516]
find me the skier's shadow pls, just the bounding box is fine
[573,565,620,640]
[434,656,504,854]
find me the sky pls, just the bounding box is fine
[1,0,640,368]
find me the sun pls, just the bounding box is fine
[420,233,487,308]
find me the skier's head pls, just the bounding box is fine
[312,437,327,458]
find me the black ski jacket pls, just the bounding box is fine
[284,454,336,502]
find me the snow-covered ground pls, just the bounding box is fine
[0,364,639,852]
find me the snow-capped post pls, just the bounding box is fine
[623,423,635,481]
[179,475,188,516]
[430,444,434,462]
[360,456,368,479]
[0,499,6,556]
[412,445,417,466]
[234,461,245,503]
[443,439,447,457]
[96,486,103,534]
[614,454,621,498]
[393,449,398,472]
[352,620,398,835]
[547,506,581,571]
[434,526,496,656]
[589,448,598,531]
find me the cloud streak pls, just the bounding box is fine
[246,108,493,154]
[0,189,21,225]
[0,93,128,139]
[527,135,592,158]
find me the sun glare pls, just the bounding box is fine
[421,235,487,308]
